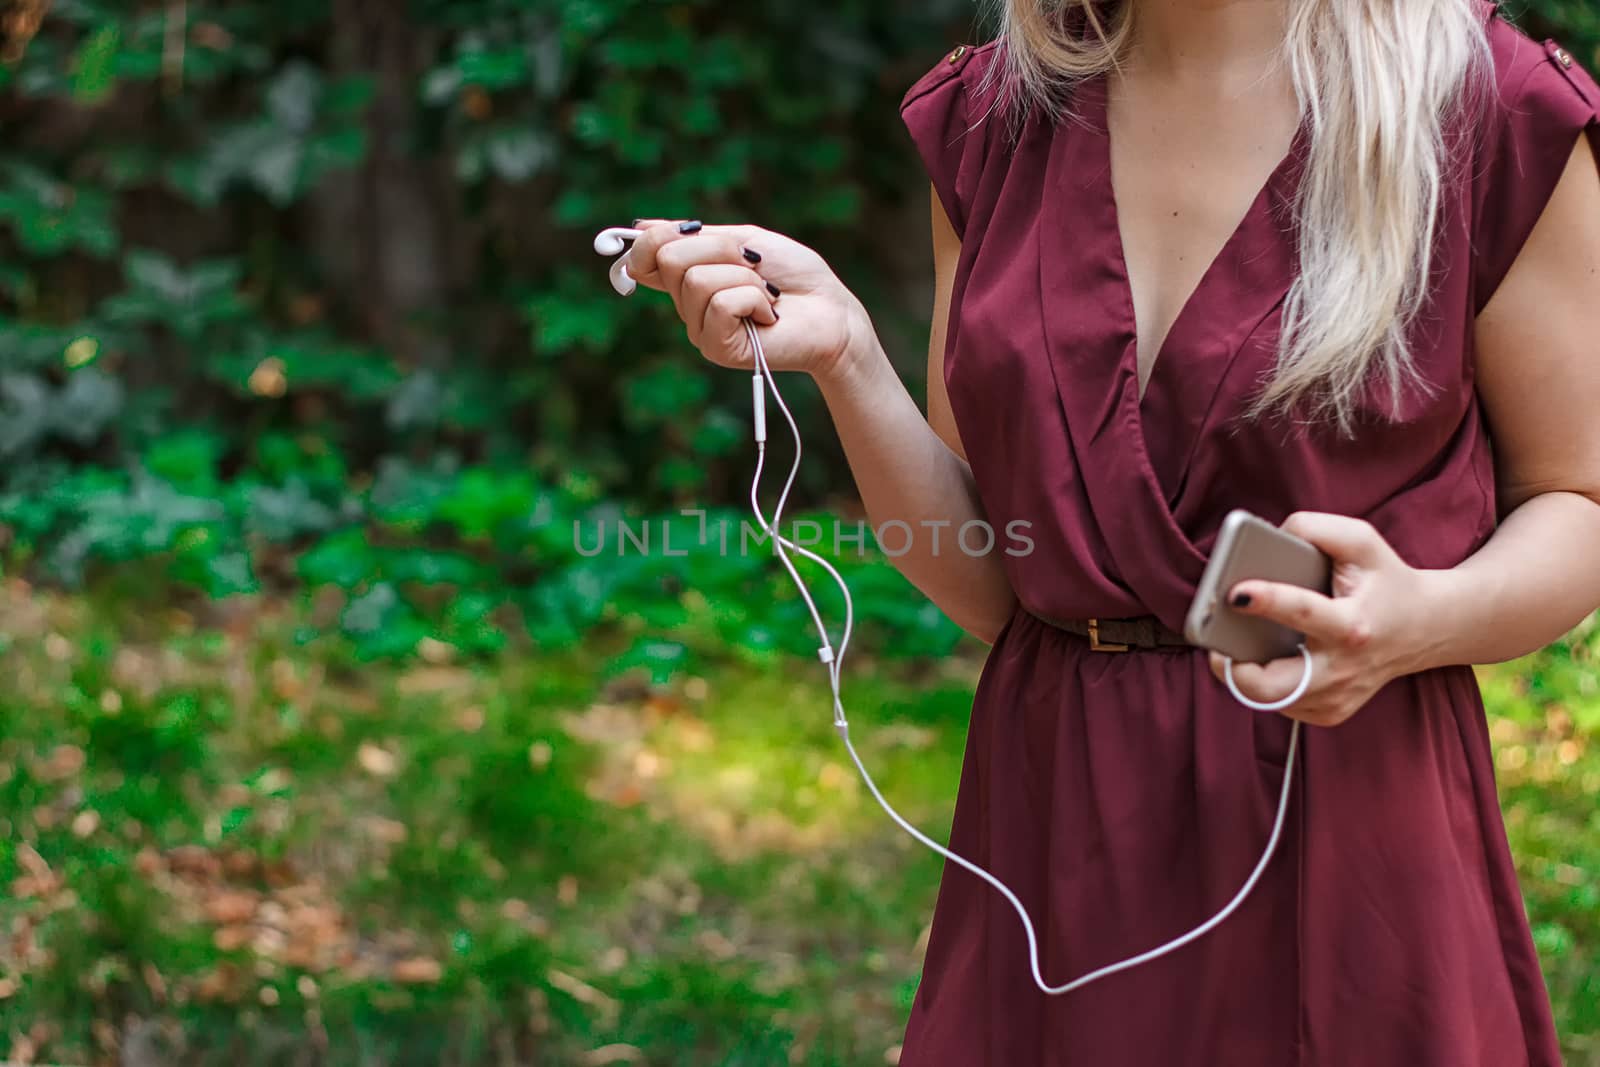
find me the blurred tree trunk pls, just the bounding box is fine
[310,0,455,370]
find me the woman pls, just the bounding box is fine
[623,0,1600,1061]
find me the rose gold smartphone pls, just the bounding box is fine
[1184,509,1332,664]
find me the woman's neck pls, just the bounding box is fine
[1126,0,1291,87]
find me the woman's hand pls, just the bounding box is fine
[1207,511,1442,727]
[624,218,872,383]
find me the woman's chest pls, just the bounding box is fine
[942,104,1484,551]
[1105,73,1305,396]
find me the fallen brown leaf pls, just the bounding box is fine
[204,890,259,925]
[36,743,85,782]
[391,956,443,984]
[213,925,253,952]
[548,968,619,1027]
[357,742,399,778]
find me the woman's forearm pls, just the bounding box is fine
[1413,491,1600,670]
[811,312,1017,643]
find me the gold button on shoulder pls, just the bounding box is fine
[1554,46,1573,69]
[948,44,968,64]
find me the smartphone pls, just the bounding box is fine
[1184,509,1332,664]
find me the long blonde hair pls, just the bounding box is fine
[977,0,1493,434]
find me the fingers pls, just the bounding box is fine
[633,219,765,245]
[700,285,779,368]
[1208,646,1316,693]
[1205,509,1403,728]
[657,235,748,303]
[678,263,777,345]
[626,220,768,290]
[1279,510,1390,568]
[1225,578,1372,649]
[615,219,784,369]
[1208,647,1349,725]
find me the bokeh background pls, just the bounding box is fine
[0,1,1596,1064]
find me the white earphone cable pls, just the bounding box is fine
[741,317,1302,995]
[591,228,1301,996]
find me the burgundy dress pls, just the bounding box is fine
[895,4,1598,1064]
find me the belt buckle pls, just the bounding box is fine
[1086,618,1130,652]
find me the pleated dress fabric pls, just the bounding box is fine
[894,4,1599,1064]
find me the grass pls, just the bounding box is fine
[0,577,1596,1065]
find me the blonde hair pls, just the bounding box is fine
[975,0,1493,434]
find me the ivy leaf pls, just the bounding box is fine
[623,365,710,426]
[386,371,445,431]
[299,529,379,590]
[606,638,689,687]
[70,23,122,103]
[456,48,528,92]
[51,368,124,444]
[527,277,622,353]
[109,250,246,337]
[246,481,340,541]
[0,374,53,458]
[486,128,554,182]
[420,65,460,105]
[123,249,190,302]
[249,136,305,205]
[265,61,321,132]
[342,582,401,635]
[0,164,118,257]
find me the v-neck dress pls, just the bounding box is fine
[895,5,1598,1065]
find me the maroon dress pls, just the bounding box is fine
[895,4,1598,1064]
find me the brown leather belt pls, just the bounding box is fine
[1027,611,1191,652]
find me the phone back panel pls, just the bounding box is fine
[1184,510,1332,663]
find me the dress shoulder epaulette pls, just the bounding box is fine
[1472,9,1600,310]
[1484,4,1600,110]
[1541,37,1600,109]
[899,40,997,113]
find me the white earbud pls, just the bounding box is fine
[593,225,768,438]
[592,226,642,256]
[594,226,644,296]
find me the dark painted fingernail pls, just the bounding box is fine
[742,248,762,264]
[766,281,781,298]
[1231,592,1252,607]
[631,218,643,228]
[678,220,703,234]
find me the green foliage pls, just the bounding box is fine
[0,3,1597,1060]
[1,3,1595,664]
[0,0,990,660]
[1,0,979,499]
[1511,0,1600,57]
[0,437,961,663]
[1,588,1599,1062]
[0,586,963,1064]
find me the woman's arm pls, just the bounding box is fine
[1414,130,1600,668]
[623,192,1016,643]
[1215,131,1600,723]
[812,187,1017,641]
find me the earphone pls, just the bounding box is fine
[594,227,642,295]
[594,225,1303,996]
